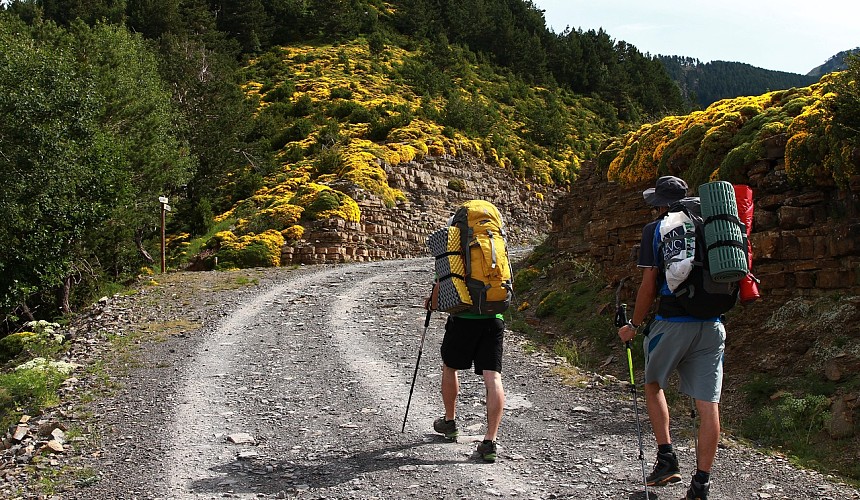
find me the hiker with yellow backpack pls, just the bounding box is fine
[424,199,513,463]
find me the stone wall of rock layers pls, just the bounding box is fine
[281,154,559,265]
[546,154,860,441]
[549,162,860,299]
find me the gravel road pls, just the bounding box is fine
[39,258,860,499]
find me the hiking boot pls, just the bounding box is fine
[646,451,681,486]
[476,439,497,463]
[685,476,710,499]
[432,417,458,440]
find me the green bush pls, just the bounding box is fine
[447,178,465,192]
[0,331,38,362]
[316,147,346,176]
[743,393,830,446]
[535,290,567,318]
[287,118,315,142]
[347,104,376,124]
[329,86,353,99]
[513,267,540,293]
[367,106,413,141]
[0,365,68,430]
[443,91,497,137]
[306,190,341,217]
[291,94,315,117]
[262,80,295,103]
[328,100,363,120]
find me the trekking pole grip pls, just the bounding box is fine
[424,309,432,328]
[614,303,628,328]
[625,342,636,388]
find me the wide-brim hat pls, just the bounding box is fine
[643,176,688,206]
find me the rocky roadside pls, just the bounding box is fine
[0,266,296,498]
[1,259,859,500]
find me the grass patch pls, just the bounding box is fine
[733,372,860,480]
[139,318,201,337]
[72,467,102,487]
[551,364,591,388]
[553,339,583,367]
[209,272,262,291]
[234,275,260,287]
[0,366,68,431]
[520,340,537,354]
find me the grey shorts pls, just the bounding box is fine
[642,320,725,403]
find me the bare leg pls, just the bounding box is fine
[482,370,505,441]
[644,381,671,445]
[695,400,720,472]
[441,363,459,420]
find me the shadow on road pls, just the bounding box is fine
[187,438,466,495]
[629,490,659,500]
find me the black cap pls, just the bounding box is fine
[642,176,688,206]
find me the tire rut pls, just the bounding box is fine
[67,260,860,500]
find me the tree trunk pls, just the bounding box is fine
[136,230,155,263]
[19,301,35,322]
[59,276,71,315]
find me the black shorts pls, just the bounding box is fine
[440,316,505,375]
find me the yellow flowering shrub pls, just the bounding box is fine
[236,201,303,235]
[213,230,286,268]
[289,183,361,222]
[207,231,238,248]
[340,146,405,205]
[281,224,305,241]
[603,74,854,187]
[207,37,633,270]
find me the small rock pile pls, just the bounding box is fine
[0,290,162,498]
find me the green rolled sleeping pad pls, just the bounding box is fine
[699,181,749,282]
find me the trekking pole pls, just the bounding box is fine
[691,397,698,465]
[615,285,652,500]
[402,309,432,433]
[625,335,653,500]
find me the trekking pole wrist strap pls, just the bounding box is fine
[626,319,640,330]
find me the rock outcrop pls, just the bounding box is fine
[547,152,860,439]
[281,154,558,264]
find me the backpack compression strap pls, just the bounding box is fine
[434,252,465,283]
[487,230,498,269]
[703,213,748,252]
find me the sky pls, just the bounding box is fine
[532,0,860,75]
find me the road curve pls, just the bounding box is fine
[77,259,860,500]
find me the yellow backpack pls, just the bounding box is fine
[427,200,513,315]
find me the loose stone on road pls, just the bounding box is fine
[59,259,860,499]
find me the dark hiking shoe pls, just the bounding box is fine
[477,440,497,462]
[646,451,681,486]
[432,417,458,440]
[685,477,710,499]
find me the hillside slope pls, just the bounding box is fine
[510,69,860,479]
[660,56,820,109]
[808,48,860,77]
[177,38,614,270]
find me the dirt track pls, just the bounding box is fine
[16,258,860,499]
